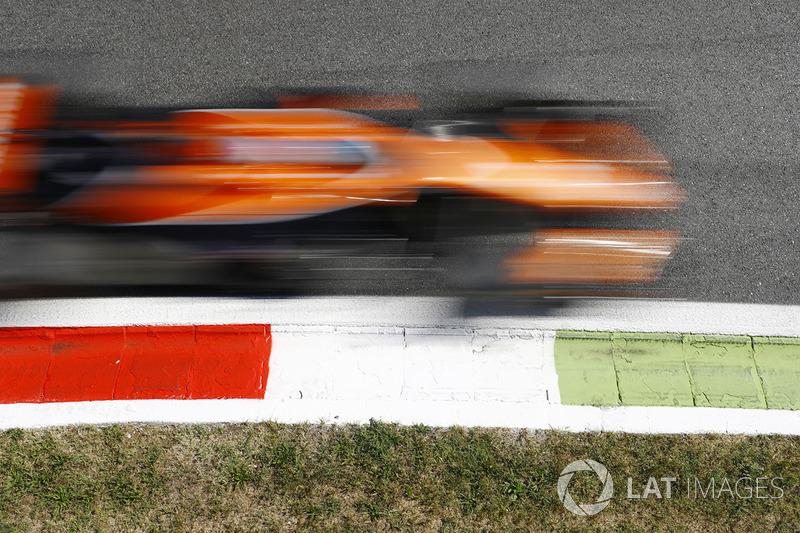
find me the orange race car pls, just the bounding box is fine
[0,78,685,295]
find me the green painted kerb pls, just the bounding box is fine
[554,332,800,409]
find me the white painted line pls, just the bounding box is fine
[3,400,800,436]
[0,296,799,336]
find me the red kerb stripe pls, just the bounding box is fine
[0,325,271,403]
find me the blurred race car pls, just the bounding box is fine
[0,77,685,295]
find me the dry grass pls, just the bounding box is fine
[0,421,798,532]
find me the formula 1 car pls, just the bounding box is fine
[0,77,686,295]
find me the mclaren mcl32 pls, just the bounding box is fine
[0,78,686,296]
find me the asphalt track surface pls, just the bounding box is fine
[1,1,798,304]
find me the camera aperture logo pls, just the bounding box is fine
[558,459,785,517]
[557,459,614,516]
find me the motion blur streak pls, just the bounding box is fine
[0,78,686,296]
[0,80,57,195]
[501,230,681,284]
[499,121,672,174]
[277,94,421,110]
[50,108,683,225]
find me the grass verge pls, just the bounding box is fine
[0,421,799,532]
